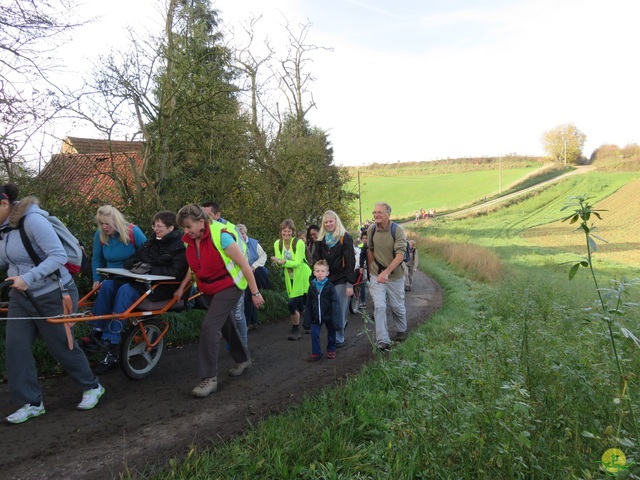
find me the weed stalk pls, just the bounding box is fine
[562,195,640,446]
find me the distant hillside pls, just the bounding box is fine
[344,156,567,224]
[345,156,546,178]
[592,156,640,173]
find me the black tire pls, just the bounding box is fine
[349,286,361,314]
[119,319,166,379]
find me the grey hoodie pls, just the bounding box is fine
[0,196,72,297]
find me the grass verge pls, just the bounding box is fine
[143,248,639,478]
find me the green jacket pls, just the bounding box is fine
[273,238,311,298]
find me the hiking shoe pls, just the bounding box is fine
[77,384,105,410]
[287,325,301,340]
[395,330,407,342]
[359,303,367,310]
[307,353,322,362]
[335,341,345,348]
[95,348,119,374]
[191,377,217,397]
[377,343,391,353]
[229,359,252,377]
[304,328,311,334]
[326,351,337,360]
[6,403,45,424]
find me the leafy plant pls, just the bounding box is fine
[562,194,640,446]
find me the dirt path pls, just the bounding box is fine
[0,270,442,480]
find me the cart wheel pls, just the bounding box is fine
[120,319,166,379]
[349,287,361,314]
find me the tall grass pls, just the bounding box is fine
[415,235,503,283]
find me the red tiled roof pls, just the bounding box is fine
[40,152,145,208]
[61,136,145,155]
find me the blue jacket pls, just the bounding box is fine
[92,225,147,281]
[303,279,342,330]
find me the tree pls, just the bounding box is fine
[61,0,249,224]
[590,144,620,162]
[0,0,81,180]
[541,123,586,165]
[228,18,354,238]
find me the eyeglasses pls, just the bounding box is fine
[152,223,167,230]
[372,211,388,215]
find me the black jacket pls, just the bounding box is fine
[303,279,342,330]
[312,233,357,285]
[123,229,188,300]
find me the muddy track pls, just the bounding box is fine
[0,270,442,480]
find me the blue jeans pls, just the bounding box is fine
[310,322,336,356]
[89,280,141,344]
[334,283,348,344]
[234,295,248,349]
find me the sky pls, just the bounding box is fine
[51,0,640,166]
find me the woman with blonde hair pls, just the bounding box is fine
[272,219,312,340]
[91,205,147,289]
[312,210,356,347]
[86,205,146,367]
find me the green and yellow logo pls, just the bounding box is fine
[600,448,633,476]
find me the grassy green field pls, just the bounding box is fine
[148,168,640,478]
[349,168,539,221]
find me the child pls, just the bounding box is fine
[303,260,342,361]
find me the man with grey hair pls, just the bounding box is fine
[367,202,408,351]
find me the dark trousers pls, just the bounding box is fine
[244,289,259,326]
[6,284,98,405]
[197,286,248,378]
[310,321,336,356]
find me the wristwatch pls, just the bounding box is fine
[252,291,261,297]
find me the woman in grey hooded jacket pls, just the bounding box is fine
[0,184,104,424]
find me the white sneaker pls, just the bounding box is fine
[191,377,218,397]
[77,384,105,410]
[6,403,45,424]
[229,359,252,377]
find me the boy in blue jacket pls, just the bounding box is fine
[303,260,342,361]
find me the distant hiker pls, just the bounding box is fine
[367,202,408,351]
[357,231,369,308]
[405,240,418,291]
[305,224,320,266]
[236,223,268,331]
